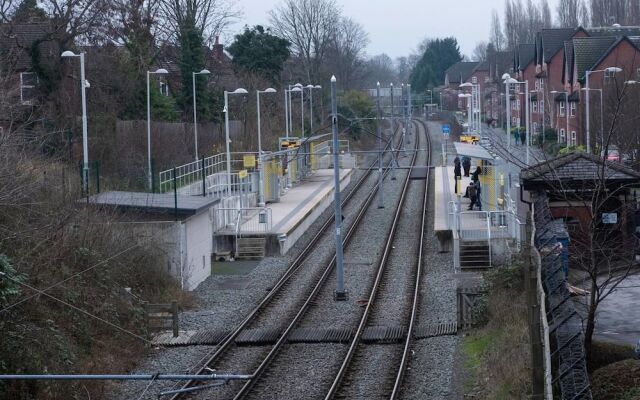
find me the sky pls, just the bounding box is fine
[225,0,562,60]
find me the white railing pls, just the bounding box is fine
[213,207,272,234]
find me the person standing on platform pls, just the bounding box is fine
[462,156,471,177]
[472,165,482,185]
[467,182,477,210]
[514,129,520,146]
[454,156,462,194]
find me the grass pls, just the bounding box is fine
[461,261,532,399]
[211,260,260,275]
[591,359,640,400]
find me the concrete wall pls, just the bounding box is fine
[183,211,213,290]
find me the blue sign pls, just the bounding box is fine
[442,124,450,135]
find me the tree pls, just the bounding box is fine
[472,41,489,62]
[337,90,374,141]
[160,0,239,119]
[227,25,290,84]
[557,0,589,27]
[10,0,47,22]
[590,0,640,26]
[489,9,506,51]
[361,53,397,88]
[269,0,339,83]
[326,17,369,89]
[395,56,411,83]
[410,37,462,92]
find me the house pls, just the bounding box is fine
[443,61,477,111]
[0,23,57,108]
[511,44,537,134]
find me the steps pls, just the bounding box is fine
[460,240,491,269]
[236,237,266,259]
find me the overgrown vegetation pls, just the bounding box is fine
[461,260,532,399]
[0,139,187,399]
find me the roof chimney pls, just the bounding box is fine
[213,35,223,60]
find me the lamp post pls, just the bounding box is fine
[502,73,511,149]
[585,66,622,153]
[550,90,570,149]
[224,88,248,197]
[306,84,322,135]
[145,67,169,191]
[192,69,210,160]
[257,88,277,207]
[581,87,604,150]
[504,76,530,164]
[376,82,384,209]
[458,93,472,133]
[331,75,347,301]
[61,50,90,194]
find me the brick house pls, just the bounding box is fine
[443,61,477,111]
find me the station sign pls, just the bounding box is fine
[279,137,301,151]
[243,154,256,168]
[238,169,248,179]
[442,124,451,136]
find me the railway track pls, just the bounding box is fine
[167,122,407,399]
[228,119,430,400]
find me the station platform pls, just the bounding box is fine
[433,166,474,233]
[215,168,353,256]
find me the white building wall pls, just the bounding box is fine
[183,210,213,290]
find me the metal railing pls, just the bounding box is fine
[213,207,272,234]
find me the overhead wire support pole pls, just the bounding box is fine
[331,75,347,301]
[376,82,384,209]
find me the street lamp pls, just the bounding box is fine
[61,50,90,194]
[192,69,210,160]
[504,75,530,165]
[581,87,604,150]
[285,86,302,137]
[550,90,570,149]
[146,67,169,191]
[305,84,322,135]
[458,93,472,132]
[585,66,622,153]
[257,88,277,206]
[224,88,248,197]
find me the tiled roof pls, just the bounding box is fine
[516,44,535,70]
[473,60,490,72]
[445,61,478,84]
[491,51,513,79]
[540,28,578,63]
[0,23,54,70]
[563,39,574,83]
[571,36,617,81]
[521,152,640,189]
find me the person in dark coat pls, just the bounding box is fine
[462,156,471,176]
[472,165,482,184]
[467,182,477,210]
[453,156,462,193]
[520,130,526,145]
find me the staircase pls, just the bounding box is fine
[235,237,266,259]
[459,240,491,269]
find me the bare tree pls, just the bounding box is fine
[269,0,339,83]
[159,0,239,43]
[326,16,369,89]
[395,56,411,83]
[590,0,640,26]
[489,9,505,51]
[361,53,397,88]
[557,0,590,28]
[472,41,489,62]
[541,0,553,27]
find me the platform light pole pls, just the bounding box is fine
[61,50,90,194]
[192,69,210,160]
[585,66,621,153]
[331,75,347,301]
[504,76,530,164]
[376,82,384,209]
[306,84,321,135]
[224,88,248,197]
[257,88,277,206]
[145,67,169,191]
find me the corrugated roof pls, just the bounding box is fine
[445,61,478,84]
[521,152,640,189]
[540,28,578,63]
[572,36,618,81]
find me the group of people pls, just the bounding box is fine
[513,130,526,146]
[454,156,483,211]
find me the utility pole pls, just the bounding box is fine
[376,82,384,209]
[331,75,347,301]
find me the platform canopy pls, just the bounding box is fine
[453,142,494,160]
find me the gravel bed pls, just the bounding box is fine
[337,344,403,399]
[112,132,404,400]
[399,120,459,399]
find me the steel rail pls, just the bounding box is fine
[170,122,405,399]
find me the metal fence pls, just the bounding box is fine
[212,207,272,234]
[532,191,592,400]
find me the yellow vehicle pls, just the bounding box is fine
[460,134,480,144]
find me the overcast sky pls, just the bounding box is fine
[225,0,562,60]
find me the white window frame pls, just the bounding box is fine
[533,122,538,133]
[570,102,576,117]
[516,99,521,110]
[20,72,38,105]
[539,101,544,114]
[533,101,538,113]
[559,102,566,117]
[560,128,566,142]
[472,76,477,84]
[159,81,169,97]
[571,131,577,146]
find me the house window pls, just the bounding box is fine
[533,101,538,113]
[159,81,169,96]
[20,72,38,105]
[472,76,477,84]
[539,101,544,114]
[516,99,521,110]
[559,102,565,117]
[512,101,517,110]
[571,131,577,145]
[570,102,576,117]
[535,79,540,90]
[533,122,538,133]
[560,128,566,142]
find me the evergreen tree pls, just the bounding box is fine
[410,37,462,93]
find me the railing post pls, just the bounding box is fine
[173,167,178,222]
[201,156,206,197]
